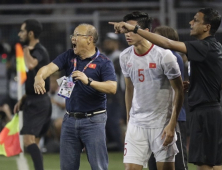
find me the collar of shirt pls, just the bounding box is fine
[76,47,98,60]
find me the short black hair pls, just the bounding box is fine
[123,11,153,30]
[199,8,221,35]
[23,19,43,39]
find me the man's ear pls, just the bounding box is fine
[88,36,93,45]
[204,24,211,33]
[28,31,34,38]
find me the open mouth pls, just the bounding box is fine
[73,44,76,49]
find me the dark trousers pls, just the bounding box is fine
[189,105,222,166]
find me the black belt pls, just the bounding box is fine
[66,110,106,118]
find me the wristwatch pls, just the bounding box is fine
[133,25,141,33]
[87,77,93,86]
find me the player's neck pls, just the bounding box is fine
[134,40,152,55]
[29,39,39,48]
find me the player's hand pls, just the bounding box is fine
[161,124,175,146]
[23,46,34,56]
[108,22,135,34]
[71,71,88,85]
[34,75,46,94]
[183,81,190,92]
[13,100,22,114]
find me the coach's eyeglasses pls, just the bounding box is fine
[70,34,90,39]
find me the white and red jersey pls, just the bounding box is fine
[120,44,181,128]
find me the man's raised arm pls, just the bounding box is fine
[109,21,187,54]
[34,62,59,94]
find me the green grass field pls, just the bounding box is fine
[0,152,196,170]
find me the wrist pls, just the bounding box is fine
[35,74,43,80]
[133,25,141,33]
[87,77,93,86]
[169,120,176,128]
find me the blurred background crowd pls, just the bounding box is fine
[0,0,222,154]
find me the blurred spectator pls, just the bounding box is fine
[5,43,21,113]
[0,104,12,132]
[43,71,65,153]
[102,32,125,151]
[7,60,18,113]
[0,43,10,106]
[48,72,65,138]
[0,54,13,131]
[102,32,121,62]
[0,42,18,117]
[0,44,13,130]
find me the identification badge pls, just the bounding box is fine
[57,77,75,98]
[56,76,66,86]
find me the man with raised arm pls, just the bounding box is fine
[110,7,222,170]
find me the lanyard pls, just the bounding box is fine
[69,50,100,82]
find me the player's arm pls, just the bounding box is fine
[34,62,59,94]
[23,46,38,70]
[169,76,184,127]
[124,77,134,125]
[137,29,187,54]
[162,76,184,146]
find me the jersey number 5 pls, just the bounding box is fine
[138,69,144,82]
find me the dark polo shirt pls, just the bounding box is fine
[184,36,222,110]
[53,48,116,112]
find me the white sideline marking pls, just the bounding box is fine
[16,155,29,170]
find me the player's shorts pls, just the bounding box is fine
[20,94,52,138]
[189,103,222,166]
[123,122,178,168]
